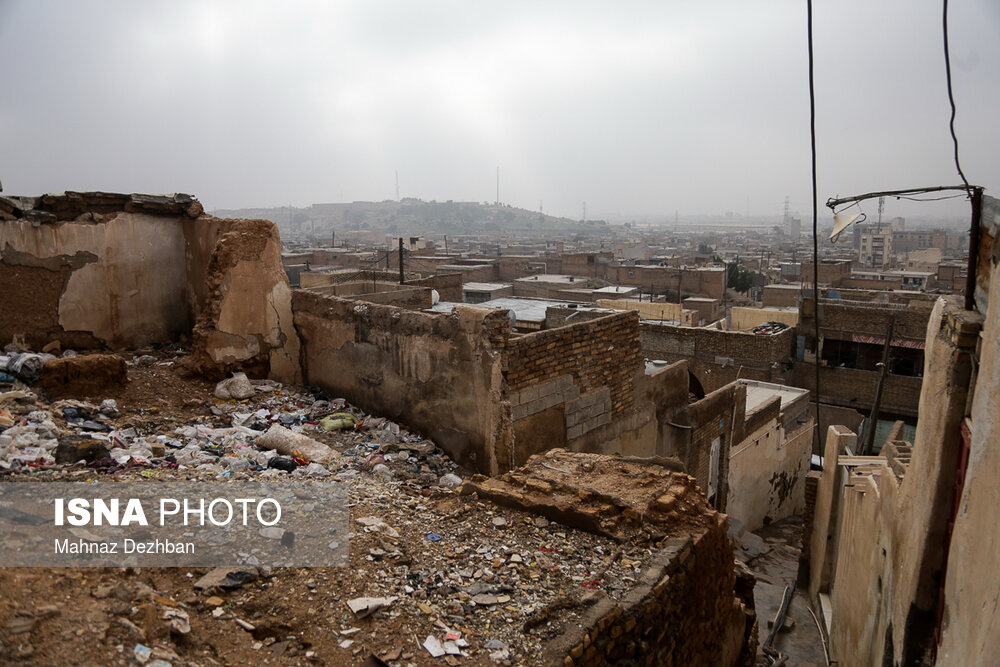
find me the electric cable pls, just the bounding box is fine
[807,0,823,453]
[943,0,972,197]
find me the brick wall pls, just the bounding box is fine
[640,323,795,393]
[408,272,463,302]
[762,285,800,308]
[504,311,640,418]
[790,361,923,417]
[800,298,933,342]
[542,516,756,666]
[685,383,747,510]
[351,286,432,309]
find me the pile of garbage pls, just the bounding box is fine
[1,355,461,490]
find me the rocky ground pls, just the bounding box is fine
[0,348,661,666]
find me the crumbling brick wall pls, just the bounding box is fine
[187,218,301,384]
[641,323,795,393]
[0,192,204,349]
[502,312,652,464]
[540,517,756,666]
[292,290,511,473]
[463,449,757,666]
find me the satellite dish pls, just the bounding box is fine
[829,212,866,243]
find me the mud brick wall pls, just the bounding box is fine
[544,515,756,666]
[640,323,795,393]
[684,383,747,510]
[504,311,640,419]
[791,361,923,417]
[408,272,463,302]
[292,290,511,473]
[800,298,933,342]
[351,286,432,309]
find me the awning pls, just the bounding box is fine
[852,333,925,349]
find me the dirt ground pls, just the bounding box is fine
[0,350,655,666]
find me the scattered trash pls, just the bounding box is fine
[267,456,298,472]
[133,643,153,664]
[162,608,191,634]
[426,533,442,542]
[254,424,339,465]
[423,635,445,658]
[193,567,259,590]
[438,473,462,488]
[214,372,255,400]
[346,596,397,618]
[235,618,256,631]
[320,412,357,431]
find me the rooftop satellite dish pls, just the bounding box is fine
[829,212,866,243]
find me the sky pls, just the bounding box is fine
[1,1,997,222]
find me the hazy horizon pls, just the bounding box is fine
[2,1,997,222]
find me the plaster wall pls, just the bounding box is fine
[292,291,509,473]
[828,469,892,667]
[1,213,192,348]
[808,425,856,603]
[937,264,1000,666]
[727,402,813,532]
[729,306,799,330]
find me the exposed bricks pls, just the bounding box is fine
[510,374,579,420]
[565,388,612,439]
[503,311,640,420]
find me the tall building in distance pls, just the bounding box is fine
[859,227,893,269]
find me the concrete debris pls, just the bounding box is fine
[193,567,259,590]
[423,634,445,658]
[346,596,398,618]
[213,372,255,400]
[0,347,753,664]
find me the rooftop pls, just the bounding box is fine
[736,379,809,415]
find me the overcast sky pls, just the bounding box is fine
[1,1,997,221]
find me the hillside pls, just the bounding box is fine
[214,199,608,239]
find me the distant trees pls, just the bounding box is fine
[727,263,754,293]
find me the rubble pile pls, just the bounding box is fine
[0,346,686,665]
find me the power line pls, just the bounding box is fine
[942,0,972,196]
[807,0,822,453]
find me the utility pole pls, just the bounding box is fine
[398,237,404,285]
[862,319,894,455]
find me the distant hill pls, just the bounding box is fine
[213,199,607,239]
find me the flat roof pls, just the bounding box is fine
[737,379,809,415]
[514,274,588,284]
[463,282,511,291]
[593,285,637,294]
[431,298,579,323]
